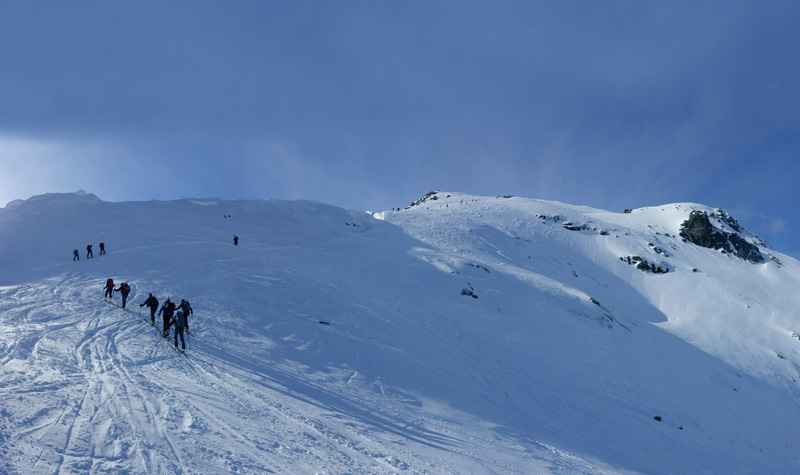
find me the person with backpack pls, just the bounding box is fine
[86,244,93,259]
[99,242,106,255]
[177,299,194,332]
[140,293,159,325]
[158,299,177,338]
[114,282,131,308]
[104,278,114,299]
[171,310,187,353]
[73,249,79,261]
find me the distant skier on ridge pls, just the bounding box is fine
[140,293,159,325]
[99,242,105,255]
[159,299,177,338]
[233,235,239,246]
[177,299,193,333]
[86,244,93,259]
[104,278,114,299]
[171,310,187,353]
[73,249,79,261]
[114,282,131,308]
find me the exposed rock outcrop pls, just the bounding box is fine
[679,210,764,263]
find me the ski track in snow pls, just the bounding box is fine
[0,274,585,474]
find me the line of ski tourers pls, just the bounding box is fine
[73,242,106,260]
[103,278,194,354]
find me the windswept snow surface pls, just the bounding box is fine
[1,191,799,474]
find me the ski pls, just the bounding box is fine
[172,337,187,355]
[162,328,187,356]
[102,299,127,310]
[156,328,186,356]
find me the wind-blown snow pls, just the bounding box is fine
[1,190,799,474]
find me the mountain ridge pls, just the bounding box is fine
[1,190,799,474]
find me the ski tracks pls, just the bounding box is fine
[2,275,345,473]
[0,277,186,473]
[1,273,557,474]
[185,340,456,474]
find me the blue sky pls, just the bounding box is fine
[1,1,799,255]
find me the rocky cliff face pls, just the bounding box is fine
[679,210,764,263]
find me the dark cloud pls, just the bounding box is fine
[1,1,799,253]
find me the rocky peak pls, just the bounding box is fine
[679,210,764,263]
[408,191,444,208]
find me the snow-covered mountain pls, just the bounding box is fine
[1,190,799,474]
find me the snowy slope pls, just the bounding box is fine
[1,190,799,474]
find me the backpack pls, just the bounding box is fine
[107,278,114,287]
[120,283,130,294]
